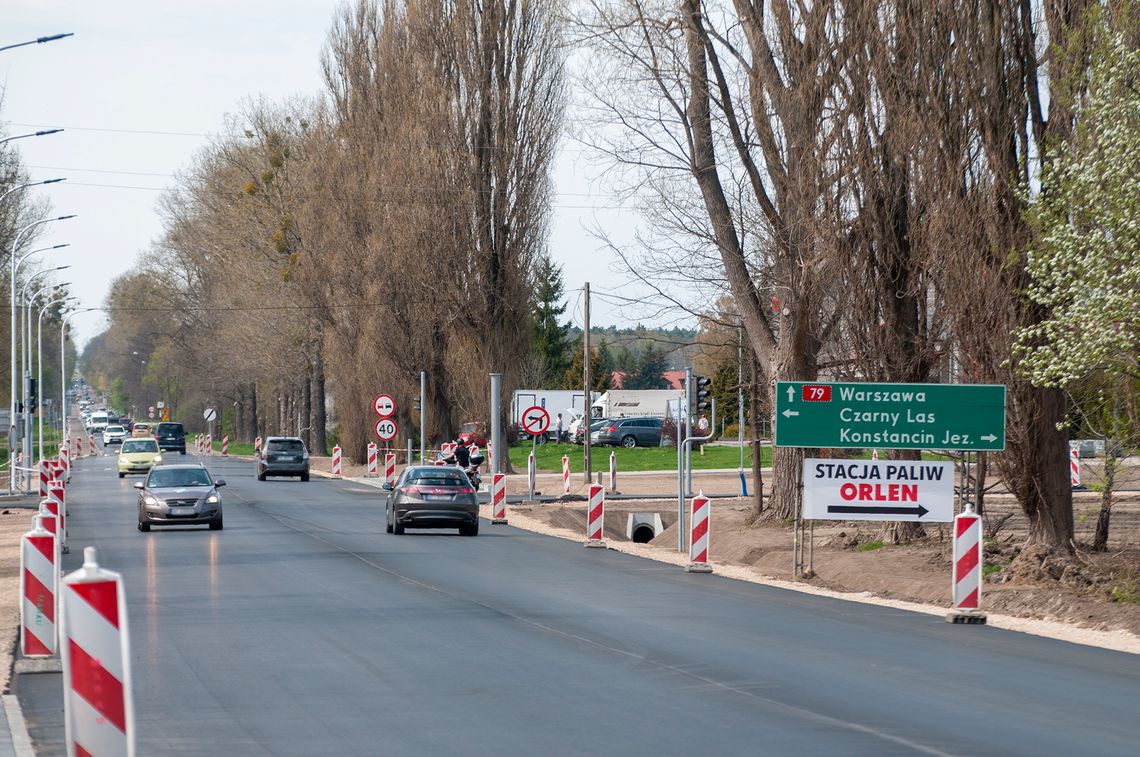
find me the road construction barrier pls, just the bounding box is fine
[384,453,396,486]
[61,442,71,480]
[39,460,50,498]
[585,484,606,548]
[609,451,617,492]
[88,434,96,456]
[562,456,571,495]
[254,435,262,457]
[332,445,342,477]
[952,510,982,612]
[366,443,378,476]
[686,493,713,573]
[872,449,879,460]
[487,443,494,471]
[47,483,68,554]
[61,546,135,757]
[205,434,212,455]
[491,473,507,524]
[38,500,60,542]
[221,435,229,456]
[21,514,58,657]
[1070,447,1080,488]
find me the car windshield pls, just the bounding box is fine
[268,440,305,453]
[157,423,182,434]
[106,426,124,433]
[147,468,213,487]
[409,471,469,486]
[121,440,158,453]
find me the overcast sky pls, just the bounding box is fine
[3,0,670,350]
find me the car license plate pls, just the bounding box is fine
[424,495,450,502]
[170,507,195,516]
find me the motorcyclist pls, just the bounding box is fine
[452,439,472,469]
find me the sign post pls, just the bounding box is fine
[520,405,551,490]
[802,459,954,522]
[775,382,1006,451]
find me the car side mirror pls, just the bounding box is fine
[382,482,393,491]
[133,482,144,489]
[214,479,227,487]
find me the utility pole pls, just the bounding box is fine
[583,283,591,485]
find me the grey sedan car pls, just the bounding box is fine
[591,416,664,448]
[384,465,480,536]
[256,437,310,481]
[135,464,225,531]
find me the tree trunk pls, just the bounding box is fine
[301,370,312,451]
[250,382,259,442]
[1092,451,1116,552]
[312,348,328,456]
[749,352,764,517]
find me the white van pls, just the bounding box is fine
[88,411,110,433]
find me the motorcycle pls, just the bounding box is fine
[438,449,484,490]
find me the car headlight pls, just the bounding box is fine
[153,455,163,462]
[143,496,159,505]
[206,494,219,504]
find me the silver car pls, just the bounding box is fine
[256,436,310,481]
[135,464,225,531]
[384,465,480,536]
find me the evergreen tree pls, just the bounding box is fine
[561,336,611,391]
[626,345,670,389]
[531,256,572,384]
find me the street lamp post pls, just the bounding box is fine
[36,294,74,464]
[60,309,94,444]
[0,178,66,205]
[8,215,76,493]
[0,130,64,148]
[0,33,74,53]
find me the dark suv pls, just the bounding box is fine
[257,437,310,481]
[591,416,664,448]
[155,422,187,455]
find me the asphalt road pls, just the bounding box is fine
[16,451,1140,756]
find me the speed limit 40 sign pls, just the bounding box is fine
[375,417,398,441]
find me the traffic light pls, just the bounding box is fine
[27,379,37,413]
[693,375,712,414]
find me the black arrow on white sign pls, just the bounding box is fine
[827,504,929,518]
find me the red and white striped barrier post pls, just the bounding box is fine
[21,514,58,657]
[331,445,342,477]
[366,443,378,477]
[254,435,262,457]
[490,473,507,524]
[221,434,229,456]
[609,451,617,493]
[61,546,135,757]
[1070,447,1081,488]
[585,484,606,548]
[872,449,879,460]
[562,456,571,495]
[486,443,493,472]
[88,434,97,456]
[48,480,68,554]
[947,509,986,624]
[205,433,213,455]
[686,492,713,573]
[384,452,396,486]
[527,453,535,500]
[61,442,71,480]
[38,500,61,544]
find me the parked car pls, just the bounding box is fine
[591,416,665,448]
[155,422,187,455]
[134,463,225,531]
[575,418,612,445]
[117,438,163,478]
[102,424,127,445]
[384,465,480,536]
[256,436,310,481]
[457,421,488,448]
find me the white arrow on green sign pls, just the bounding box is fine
[774,381,1006,451]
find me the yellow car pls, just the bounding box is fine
[118,438,163,478]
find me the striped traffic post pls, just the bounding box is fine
[562,456,571,495]
[39,460,51,498]
[205,434,212,455]
[221,434,229,456]
[366,443,378,477]
[38,500,61,544]
[21,514,58,657]
[609,451,617,492]
[61,442,71,481]
[384,453,396,486]
[1070,447,1081,488]
[331,445,342,477]
[88,434,97,457]
[527,453,535,500]
[61,546,135,757]
[947,509,986,624]
[254,435,262,457]
[490,473,507,524]
[686,492,713,573]
[48,481,68,554]
[585,484,606,548]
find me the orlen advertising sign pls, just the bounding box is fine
[802,459,954,522]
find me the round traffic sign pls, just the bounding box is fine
[203,407,217,422]
[520,405,551,435]
[375,417,398,441]
[373,393,395,417]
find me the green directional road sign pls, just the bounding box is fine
[774,381,1006,451]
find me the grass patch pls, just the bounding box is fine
[982,564,1004,578]
[1110,581,1140,606]
[509,442,771,473]
[856,540,886,552]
